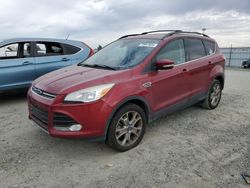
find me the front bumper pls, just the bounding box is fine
[27,88,112,139]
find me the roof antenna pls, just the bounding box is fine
[66,33,70,40]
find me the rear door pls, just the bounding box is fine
[150,39,191,112]
[184,38,209,96]
[0,42,35,90]
[34,41,72,78]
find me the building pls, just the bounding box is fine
[220,47,250,67]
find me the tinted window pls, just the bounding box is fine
[185,39,206,61]
[0,43,19,59]
[36,42,63,57]
[157,39,185,64]
[63,43,81,55]
[21,43,31,58]
[203,40,215,55]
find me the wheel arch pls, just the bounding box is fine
[209,64,225,90]
[214,74,224,89]
[104,96,151,140]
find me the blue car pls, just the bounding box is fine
[0,38,93,92]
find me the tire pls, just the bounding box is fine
[201,79,222,110]
[106,103,146,151]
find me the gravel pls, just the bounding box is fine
[0,68,249,188]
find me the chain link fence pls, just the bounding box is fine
[220,47,250,67]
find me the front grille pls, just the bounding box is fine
[53,113,78,127]
[29,103,48,128]
[32,86,56,99]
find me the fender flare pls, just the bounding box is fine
[103,96,152,140]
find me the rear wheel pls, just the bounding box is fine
[107,104,146,151]
[201,79,222,109]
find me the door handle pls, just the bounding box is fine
[182,68,187,72]
[61,58,70,61]
[208,61,213,65]
[22,61,33,65]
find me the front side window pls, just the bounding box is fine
[0,43,19,59]
[81,39,159,70]
[185,39,206,61]
[156,39,185,64]
[36,42,63,57]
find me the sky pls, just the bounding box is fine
[0,0,249,48]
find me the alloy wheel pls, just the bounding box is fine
[210,83,221,107]
[115,111,143,147]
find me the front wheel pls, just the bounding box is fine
[201,79,222,109]
[106,104,146,151]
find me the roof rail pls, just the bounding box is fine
[141,30,182,35]
[118,30,210,40]
[171,31,209,38]
[119,30,182,39]
[118,34,143,39]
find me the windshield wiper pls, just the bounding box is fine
[80,64,117,70]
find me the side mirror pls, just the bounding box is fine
[155,59,175,70]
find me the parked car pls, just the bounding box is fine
[28,30,225,151]
[242,59,250,68]
[0,38,93,92]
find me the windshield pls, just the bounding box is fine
[80,39,159,70]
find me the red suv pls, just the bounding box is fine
[28,30,225,151]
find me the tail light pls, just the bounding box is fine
[88,48,95,57]
[82,42,94,57]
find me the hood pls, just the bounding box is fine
[33,65,131,94]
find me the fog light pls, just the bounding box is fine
[69,124,82,131]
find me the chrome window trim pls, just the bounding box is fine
[174,52,216,67]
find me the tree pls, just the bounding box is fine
[97,45,102,51]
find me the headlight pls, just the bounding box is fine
[64,83,115,103]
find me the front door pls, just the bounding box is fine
[149,39,191,113]
[0,42,35,90]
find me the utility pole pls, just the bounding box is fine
[228,44,233,67]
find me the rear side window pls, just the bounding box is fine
[63,43,81,55]
[0,43,19,59]
[36,42,63,57]
[203,40,215,55]
[185,39,206,61]
[157,39,185,64]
